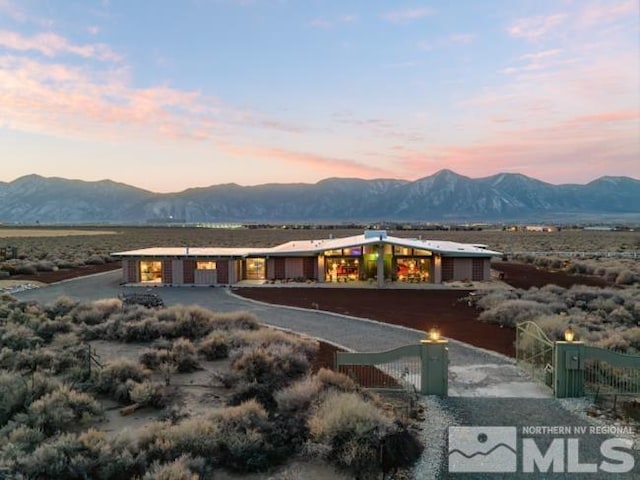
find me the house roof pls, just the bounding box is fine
[112,230,501,258]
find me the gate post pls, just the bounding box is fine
[554,340,585,398]
[420,333,449,396]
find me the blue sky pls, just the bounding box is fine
[0,0,638,192]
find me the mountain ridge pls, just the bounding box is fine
[0,170,638,223]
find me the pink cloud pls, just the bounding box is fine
[388,108,639,183]
[579,0,637,27]
[0,30,121,61]
[221,144,395,178]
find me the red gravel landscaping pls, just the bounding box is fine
[235,287,517,357]
[236,262,611,359]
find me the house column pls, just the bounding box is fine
[433,255,442,284]
[377,243,384,288]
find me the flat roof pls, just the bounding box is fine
[112,231,501,258]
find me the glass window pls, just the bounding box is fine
[140,261,162,283]
[196,261,216,270]
[246,258,266,280]
[394,246,412,256]
[324,249,343,256]
[413,248,432,256]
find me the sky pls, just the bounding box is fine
[0,0,638,193]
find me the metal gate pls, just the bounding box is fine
[516,321,554,389]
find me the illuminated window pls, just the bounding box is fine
[324,249,343,256]
[197,261,217,270]
[413,248,432,256]
[140,261,162,283]
[246,258,266,280]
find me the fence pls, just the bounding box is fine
[335,340,448,396]
[583,346,640,396]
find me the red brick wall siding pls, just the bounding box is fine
[273,258,286,279]
[183,260,195,284]
[124,259,139,283]
[472,258,485,281]
[303,257,315,279]
[162,260,173,284]
[441,257,454,281]
[216,260,229,283]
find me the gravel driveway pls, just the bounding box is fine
[14,271,638,479]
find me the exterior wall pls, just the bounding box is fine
[303,257,316,279]
[441,256,454,281]
[183,260,196,284]
[162,260,173,284]
[472,258,489,281]
[285,258,304,279]
[172,260,184,284]
[122,259,139,283]
[228,260,240,283]
[452,258,473,281]
[216,260,229,284]
[194,269,217,284]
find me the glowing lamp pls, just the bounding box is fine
[563,326,576,343]
[428,327,441,342]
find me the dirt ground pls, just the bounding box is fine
[491,261,609,289]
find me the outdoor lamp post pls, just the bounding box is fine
[563,326,576,343]
[419,326,448,396]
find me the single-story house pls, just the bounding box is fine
[112,230,501,287]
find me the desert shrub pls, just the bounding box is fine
[139,340,199,373]
[621,328,640,351]
[308,391,393,477]
[9,429,138,480]
[97,358,150,403]
[119,317,166,342]
[172,338,199,373]
[209,400,272,472]
[0,371,61,426]
[26,385,103,436]
[595,333,630,352]
[315,368,358,393]
[129,380,167,408]
[231,344,310,388]
[228,383,278,413]
[197,333,230,360]
[616,270,637,285]
[1,324,43,350]
[35,260,57,272]
[14,263,37,275]
[85,254,106,265]
[475,289,520,310]
[142,455,201,480]
[157,305,216,339]
[608,307,635,325]
[230,328,318,360]
[34,318,73,343]
[44,296,78,319]
[209,311,260,331]
[3,424,45,453]
[478,300,552,327]
[275,376,323,413]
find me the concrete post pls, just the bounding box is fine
[376,244,385,288]
[420,339,449,396]
[554,341,585,398]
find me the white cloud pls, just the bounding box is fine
[507,14,567,40]
[381,7,433,23]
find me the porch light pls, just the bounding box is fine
[563,326,576,343]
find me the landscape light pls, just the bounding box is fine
[563,326,576,343]
[428,327,441,342]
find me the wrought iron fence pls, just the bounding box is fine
[516,321,554,386]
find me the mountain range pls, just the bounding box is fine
[0,170,638,224]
